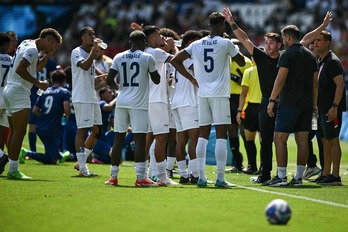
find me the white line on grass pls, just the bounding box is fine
[237,185,348,209]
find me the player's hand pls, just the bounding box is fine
[130,22,143,30]
[267,102,275,117]
[236,112,242,125]
[322,11,332,28]
[37,80,49,91]
[223,7,234,25]
[47,43,59,56]
[189,77,199,88]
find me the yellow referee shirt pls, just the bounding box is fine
[230,56,253,94]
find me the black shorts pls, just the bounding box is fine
[229,94,239,124]
[275,104,311,133]
[317,111,343,139]
[243,102,260,132]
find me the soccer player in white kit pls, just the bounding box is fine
[171,11,246,187]
[71,26,104,177]
[0,33,12,175]
[105,30,160,186]
[3,28,62,179]
[143,25,180,186]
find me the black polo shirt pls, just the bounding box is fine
[318,51,346,112]
[253,47,283,99]
[277,43,318,109]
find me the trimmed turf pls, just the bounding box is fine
[1,137,347,232]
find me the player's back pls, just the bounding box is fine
[0,53,12,108]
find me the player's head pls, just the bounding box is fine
[281,25,300,48]
[129,30,146,50]
[6,31,17,54]
[0,32,11,53]
[50,69,66,85]
[143,25,163,47]
[182,30,203,47]
[40,28,63,44]
[208,12,225,34]
[79,26,95,46]
[264,32,282,56]
[99,86,114,102]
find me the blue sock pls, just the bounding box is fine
[28,132,37,152]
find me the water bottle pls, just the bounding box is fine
[36,80,49,96]
[311,113,318,130]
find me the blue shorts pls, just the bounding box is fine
[275,105,311,133]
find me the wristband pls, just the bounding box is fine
[231,23,239,30]
[269,98,276,103]
[237,109,242,113]
[332,103,338,108]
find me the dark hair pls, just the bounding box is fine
[129,30,146,42]
[79,26,94,38]
[182,30,203,47]
[51,70,66,84]
[39,28,62,44]
[320,30,332,43]
[264,32,282,43]
[6,31,17,38]
[143,25,160,38]
[159,28,180,40]
[200,29,210,37]
[0,32,11,47]
[209,12,225,25]
[64,66,72,86]
[98,86,111,98]
[281,25,300,40]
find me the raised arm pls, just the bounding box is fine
[300,11,332,47]
[171,50,199,88]
[223,7,255,56]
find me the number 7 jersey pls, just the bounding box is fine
[0,53,12,109]
[184,36,239,98]
[110,49,157,109]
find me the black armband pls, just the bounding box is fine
[231,23,239,30]
[230,74,241,84]
[268,98,276,103]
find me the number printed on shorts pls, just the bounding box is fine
[121,62,139,87]
[204,48,214,73]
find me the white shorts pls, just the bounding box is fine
[199,97,231,126]
[114,108,148,133]
[169,107,176,129]
[148,102,170,135]
[73,102,102,129]
[0,109,9,128]
[3,84,31,116]
[173,106,199,132]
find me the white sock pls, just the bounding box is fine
[187,154,191,174]
[0,148,4,157]
[196,137,208,181]
[136,162,146,180]
[156,160,167,181]
[149,140,158,176]
[215,139,227,182]
[189,158,198,178]
[76,152,86,170]
[166,156,176,170]
[294,165,305,180]
[110,165,119,178]
[177,160,188,178]
[278,167,287,179]
[144,160,149,179]
[8,159,19,173]
[85,148,93,161]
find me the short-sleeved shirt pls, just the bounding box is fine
[35,86,70,135]
[318,51,346,112]
[111,49,157,109]
[277,43,318,109]
[253,47,283,99]
[145,47,171,104]
[184,36,239,97]
[71,47,98,103]
[7,39,38,93]
[0,53,12,108]
[230,56,253,94]
[241,66,262,103]
[171,58,198,109]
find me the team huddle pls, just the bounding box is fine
[0,7,345,187]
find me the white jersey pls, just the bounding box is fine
[111,49,157,109]
[0,53,12,108]
[7,39,38,93]
[95,55,112,74]
[185,36,239,97]
[171,58,198,109]
[71,47,98,103]
[145,47,171,104]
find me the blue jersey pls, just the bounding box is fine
[99,100,114,140]
[35,86,70,135]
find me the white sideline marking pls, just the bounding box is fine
[237,185,348,209]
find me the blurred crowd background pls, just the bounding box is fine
[1,0,348,137]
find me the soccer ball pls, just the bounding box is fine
[265,199,292,225]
